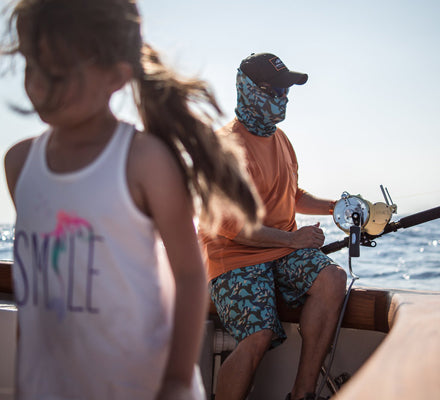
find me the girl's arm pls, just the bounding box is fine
[4,138,33,344]
[128,133,207,398]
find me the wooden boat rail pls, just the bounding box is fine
[208,284,392,333]
[2,259,391,332]
[0,261,13,295]
[0,259,424,335]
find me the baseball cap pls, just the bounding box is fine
[240,53,308,88]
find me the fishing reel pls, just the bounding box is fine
[333,186,397,236]
[333,186,397,258]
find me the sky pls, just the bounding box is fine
[0,0,439,224]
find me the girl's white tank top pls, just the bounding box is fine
[13,122,176,399]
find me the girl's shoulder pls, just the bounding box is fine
[126,130,189,218]
[4,137,36,198]
[4,137,35,163]
[129,130,176,169]
[127,130,184,190]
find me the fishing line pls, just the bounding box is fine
[315,270,358,398]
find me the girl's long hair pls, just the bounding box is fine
[3,0,263,232]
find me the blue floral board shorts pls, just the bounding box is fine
[209,248,335,349]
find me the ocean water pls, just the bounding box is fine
[1,214,439,291]
[299,214,440,292]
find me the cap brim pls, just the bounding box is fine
[269,71,308,87]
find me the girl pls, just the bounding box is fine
[2,0,262,399]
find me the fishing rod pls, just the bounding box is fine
[322,205,440,255]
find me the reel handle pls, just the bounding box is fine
[349,212,361,258]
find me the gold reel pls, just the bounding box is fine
[333,191,397,235]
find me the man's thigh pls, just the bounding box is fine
[209,263,287,348]
[274,248,336,308]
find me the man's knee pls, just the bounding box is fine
[309,264,347,300]
[236,329,273,369]
[327,263,347,287]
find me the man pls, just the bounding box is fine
[199,53,347,400]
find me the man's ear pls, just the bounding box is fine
[108,62,133,94]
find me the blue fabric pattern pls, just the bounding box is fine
[209,248,335,348]
[234,69,289,137]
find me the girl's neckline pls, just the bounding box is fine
[41,121,127,179]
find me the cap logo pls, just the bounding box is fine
[269,56,287,71]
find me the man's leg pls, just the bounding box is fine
[275,249,347,400]
[209,263,287,400]
[290,264,347,400]
[215,329,272,400]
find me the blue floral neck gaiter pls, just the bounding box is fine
[234,69,288,137]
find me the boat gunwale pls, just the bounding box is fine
[3,260,439,334]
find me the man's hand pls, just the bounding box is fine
[289,222,324,249]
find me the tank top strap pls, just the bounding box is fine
[97,121,135,171]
